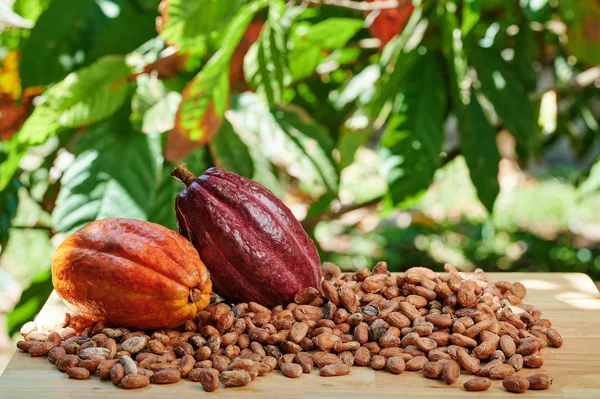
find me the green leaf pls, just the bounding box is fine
[176,0,268,142]
[272,106,338,195]
[579,158,600,198]
[462,0,480,37]
[148,151,206,230]
[0,176,20,249]
[468,46,538,155]
[47,56,133,128]
[52,116,162,234]
[12,0,52,22]
[20,0,101,87]
[7,269,53,336]
[0,106,60,191]
[444,1,500,213]
[455,93,501,213]
[520,0,551,23]
[228,93,337,197]
[378,51,447,206]
[86,0,160,63]
[158,0,242,52]
[19,0,156,88]
[364,7,424,121]
[243,0,291,106]
[209,119,254,178]
[288,18,363,81]
[142,92,181,134]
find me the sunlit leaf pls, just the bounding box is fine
[172,0,268,145]
[48,56,133,128]
[288,18,363,81]
[53,115,162,234]
[228,93,337,197]
[157,0,242,52]
[243,0,292,106]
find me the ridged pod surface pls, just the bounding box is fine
[172,165,321,308]
[52,218,212,329]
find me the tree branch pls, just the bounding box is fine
[302,0,408,11]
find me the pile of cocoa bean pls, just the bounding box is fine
[17,263,559,393]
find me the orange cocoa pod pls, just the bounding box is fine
[52,218,212,330]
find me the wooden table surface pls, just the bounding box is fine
[1,272,600,398]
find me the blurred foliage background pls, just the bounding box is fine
[0,0,599,370]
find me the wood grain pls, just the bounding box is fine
[1,272,599,398]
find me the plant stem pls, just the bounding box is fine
[171,163,197,187]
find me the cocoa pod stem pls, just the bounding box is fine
[171,163,197,187]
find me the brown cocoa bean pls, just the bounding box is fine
[526,373,552,390]
[523,353,544,368]
[29,341,55,357]
[280,362,303,378]
[110,363,125,385]
[503,375,530,393]
[370,354,387,370]
[489,364,515,379]
[56,354,79,372]
[67,367,90,380]
[386,356,405,374]
[464,377,492,391]
[119,374,150,389]
[546,328,563,348]
[151,368,181,384]
[423,361,444,379]
[405,356,428,371]
[442,360,460,384]
[320,363,350,376]
[220,370,251,387]
[48,346,67,364]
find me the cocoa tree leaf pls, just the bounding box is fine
[157,0,242,52]
[148,151,206,231]
[52,115,162,234]
[172,0,268,144]
[520,0,551,23]
[227,93,335,196]
[0,173,20,249]
[7,269,53,336]
[578,158,600,198]
[461,0,480,37]
[378,51,446,207]
[468,46,539,156]
[0,105,60,191]
[559,0,600,65]
[272,106,339,196]
[444,2,500,213]
[47,56,133,128]
[166,99,224,163]
[209,119,254,179]
[243,0,291,106]
[86,0,160,63]
[288,18,363,81]
[455,93,501,213]
[19,0,156,88]
[225,97,284,197]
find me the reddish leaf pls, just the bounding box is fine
[229,21,264,92]
[367,1,415,47]
[165,99,224,163]
[0,88,42,141]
